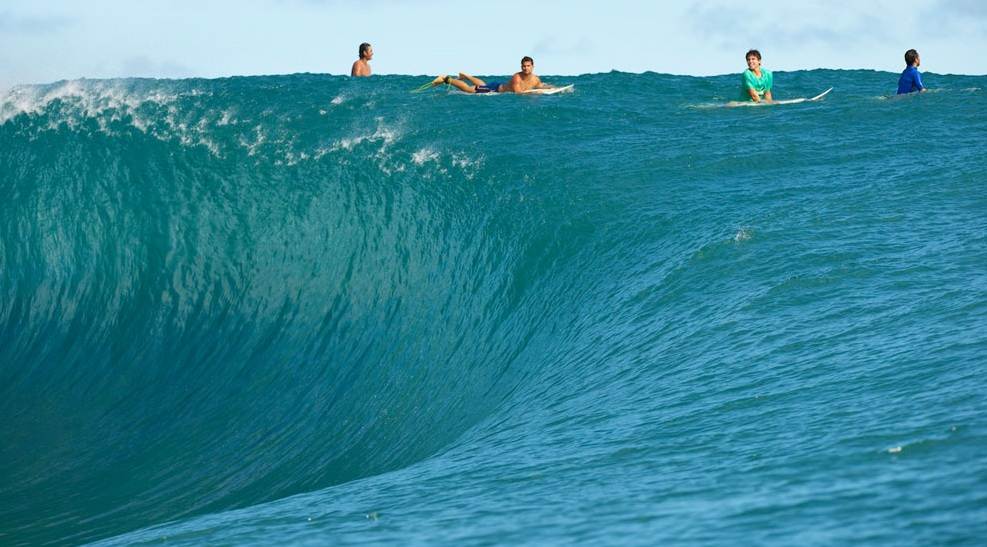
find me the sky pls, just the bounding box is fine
[1,0,986,90]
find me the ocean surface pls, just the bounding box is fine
[1,70,986,545]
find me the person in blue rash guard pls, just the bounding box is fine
[897,49,927,95]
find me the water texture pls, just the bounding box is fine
[1,71,985,545]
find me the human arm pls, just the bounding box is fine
[915,71,926,92]
[762,70,774,102]
[533,76,554,89]
[743,70,760,102]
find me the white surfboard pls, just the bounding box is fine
[727,87,833,107]
[772,87,833,105]
[520,84,574,95]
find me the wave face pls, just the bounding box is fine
[2,71,986,545]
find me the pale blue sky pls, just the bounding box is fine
[1,0,985,90]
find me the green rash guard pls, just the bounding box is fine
[742,68,773,100]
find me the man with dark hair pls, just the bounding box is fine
[742,49,773,103]
[897,49,926,95]
[351,43,373,77]
[426,56,554,94]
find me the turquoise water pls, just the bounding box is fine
[1,71,986,545]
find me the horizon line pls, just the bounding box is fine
[3,67,986,91]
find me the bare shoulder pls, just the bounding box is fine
[351,60,371,77]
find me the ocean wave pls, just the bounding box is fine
[3,71,986,545]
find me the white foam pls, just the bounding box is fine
[733,228,753,242]
[411,148,440,165]
[331,118,401,152]
[216,109,235,126]
[0,80,231,156]
[2,80,417,163]
[451,153,482,171]
[0,80,183,125]
[240,125,268,156]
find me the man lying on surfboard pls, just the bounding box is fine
[426,56,556,94]
[742,49,773,103]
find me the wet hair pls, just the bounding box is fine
[359,43,372,59]
[521,56,534,65]
[904,49,919,66]
[745,49,762,61]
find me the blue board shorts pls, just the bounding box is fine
[475,81,503,94]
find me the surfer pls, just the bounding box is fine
[351,43,373,77]
[742,50,773,103]
[425,56,554,94]
[897,49,926,95]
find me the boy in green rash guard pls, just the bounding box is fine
[742,49,773,103]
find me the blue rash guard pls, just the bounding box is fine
[897,66,925,95]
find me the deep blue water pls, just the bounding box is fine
[1,71,986,545]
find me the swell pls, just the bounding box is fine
[0,77,600,544]
[2,72,986,545]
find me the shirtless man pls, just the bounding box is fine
[427,56,554,94]
[351,43,373,77]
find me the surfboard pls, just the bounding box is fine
[726,87,833,107]
[773,87,833,105]
[520,84,575,95]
